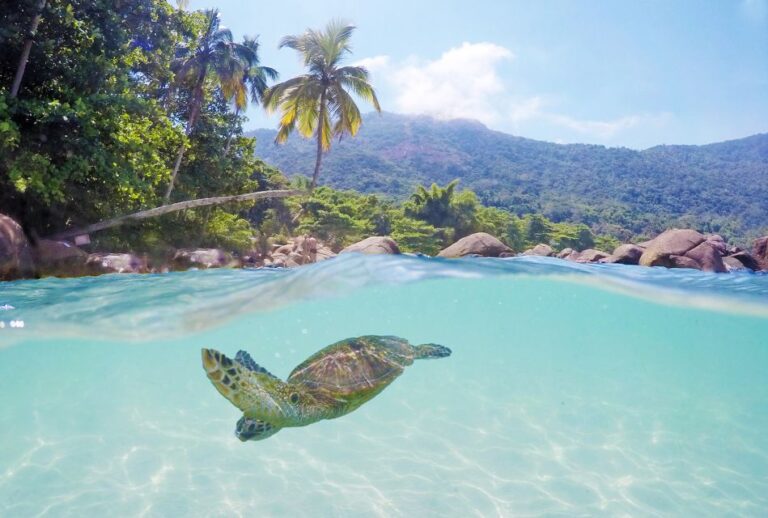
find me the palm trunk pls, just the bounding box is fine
[224,107,240,155]
[310,93,327,190]
[163,72,206,202]
[10,0,46,99]
[48,189,303,240]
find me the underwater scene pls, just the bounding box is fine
[1,254,768,516]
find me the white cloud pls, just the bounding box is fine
[355,44,671,144]
[353,55,390,73]
[546,112,672,139]
[388,42,513,124]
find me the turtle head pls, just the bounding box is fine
[235,416,280,442]
[202,348,294,424]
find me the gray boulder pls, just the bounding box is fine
[575,249,610,263]
[172,248,233,269]
[666,254,702,270]
[34,239,88,277]
[685,241,726,273]
[639,229,706,267]
[0,214,33,280]
[726,251,759,271]
[438,232,511,258]
[603,244,644,265]
[86,253,146,274]
[522,243,554,257]
[557,248,574,259]
[341,236,401,255]
[754,236,768,271]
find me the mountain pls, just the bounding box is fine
[248,112,768,242]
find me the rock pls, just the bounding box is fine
[522,243,554,257]
[575,249,610,263]
[639,229,706,267]
[726,251,759,271]
[33,239,88,277]
[437,232,512,258]
[704,234,728,255]
[273,244,293,255]
[86,253,146,274]
[723,255,751,272]
[499,251,516,258]
[667,254,702,270]
[557,248,574,259]
[563,250,582,261]
[341,236,401,255]
[684,241,726,273]
[0,214,33,280]
[753,236,768,271]
[602,244,644,265]
[172,248,233,269]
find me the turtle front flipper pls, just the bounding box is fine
[235,416,280,442]
[413,343,452,359]
[202,348,290,420]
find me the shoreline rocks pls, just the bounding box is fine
[437,232,512,258]
[341,236,400,255]
[1,214,34,280]
[1,211,766,280]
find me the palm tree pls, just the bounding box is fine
[408,180,460,228]
[9,0,47,99]
[263,20,381,189]
[224,36,278,153]
[164,9,253,202]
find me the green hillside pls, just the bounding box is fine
[249,113,768,244]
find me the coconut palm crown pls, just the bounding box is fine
[263,20,381,189]
[164,9,257,201]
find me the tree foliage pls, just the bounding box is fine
[263,20,381,188]
[0,0,281,253]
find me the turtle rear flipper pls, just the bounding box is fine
[413,343,452,359]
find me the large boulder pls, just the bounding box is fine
[639,229,706,267]
[704,234,728,255]
[33,239,88,277]
[556,248,574,259]
[86,253,146,274]
[522,243,554,257]
[685,241,726,273]
[754,237,768,271]
[341,236,401,255]
[602,244,644,265]
[0,214,33,280]
[666,254,702,270]
[575,249,610,263]
[726,250,760,271]
[172,248,233,269]
[438,232,511,258]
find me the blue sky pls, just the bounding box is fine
[189,0,768,149]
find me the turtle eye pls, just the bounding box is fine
[290,393,299,404]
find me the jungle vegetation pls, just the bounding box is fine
[2,1,757,258]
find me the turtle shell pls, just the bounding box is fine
[287,336,415,397]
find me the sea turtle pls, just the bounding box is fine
[201,335,451,441]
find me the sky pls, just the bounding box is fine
[189,0,768,149]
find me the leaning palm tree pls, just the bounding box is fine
[164,9,253,202]
[224,36,278,153]
[263,20,381,189]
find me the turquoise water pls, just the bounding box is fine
[1,255,767,516]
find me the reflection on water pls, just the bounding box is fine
[1,256,767,515]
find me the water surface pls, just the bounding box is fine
[1,255,767,516]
